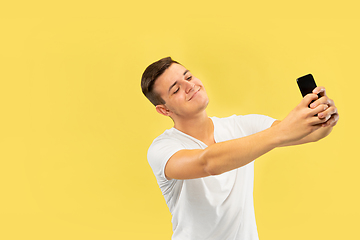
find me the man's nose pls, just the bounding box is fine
[184,81,195,94]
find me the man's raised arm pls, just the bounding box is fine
[165,92,338,180]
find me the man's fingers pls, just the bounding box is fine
[322,113,340,127]
[310,104,329,116]
[318,105,337,119]
[310,96,334,109]
[320,105,339,126]
[302,93,319,107]
[313,86,326,97]
[309,104,338,125]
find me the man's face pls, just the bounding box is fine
[153,63,209,118]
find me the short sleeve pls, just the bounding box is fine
[234,114,276,136]
[147,137,184,181]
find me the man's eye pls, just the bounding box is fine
[173,88,179,94]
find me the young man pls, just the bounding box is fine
[141,57,339,240]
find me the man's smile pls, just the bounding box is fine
[187,87,201,101]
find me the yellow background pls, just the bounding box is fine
[0,0,358,239]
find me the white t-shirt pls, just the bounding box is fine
[147,114,276,240]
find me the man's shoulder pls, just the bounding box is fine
[148,128,186,153]
[151,128,181,143]
[212,114,276,139]
[212,114,275,125]
[211,114,255,126]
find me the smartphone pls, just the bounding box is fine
[296,74,321,115]
[297,73,321,99]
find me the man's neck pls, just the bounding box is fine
[173,111,215,146]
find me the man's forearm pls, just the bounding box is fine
[201,125,284,175]
[273,120,333,147]
[294,126,333,145]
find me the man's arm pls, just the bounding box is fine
[165,123,289,179]
[165,91,338,180]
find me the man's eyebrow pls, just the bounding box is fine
[168,81,178,93]
[168,70,190,93]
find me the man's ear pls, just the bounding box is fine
[155,104,171,116]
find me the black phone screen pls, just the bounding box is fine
[297,74,318,97]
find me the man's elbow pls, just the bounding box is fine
[204,163,224,176]
[201,149,224,176]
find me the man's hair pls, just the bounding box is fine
[141,57,179,106]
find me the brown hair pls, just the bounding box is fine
[141,57,179,106]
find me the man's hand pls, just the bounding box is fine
[311,86,339,128]
[273,86,339,146]
[275,92,330,143]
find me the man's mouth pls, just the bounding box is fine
[188,87,201,101]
